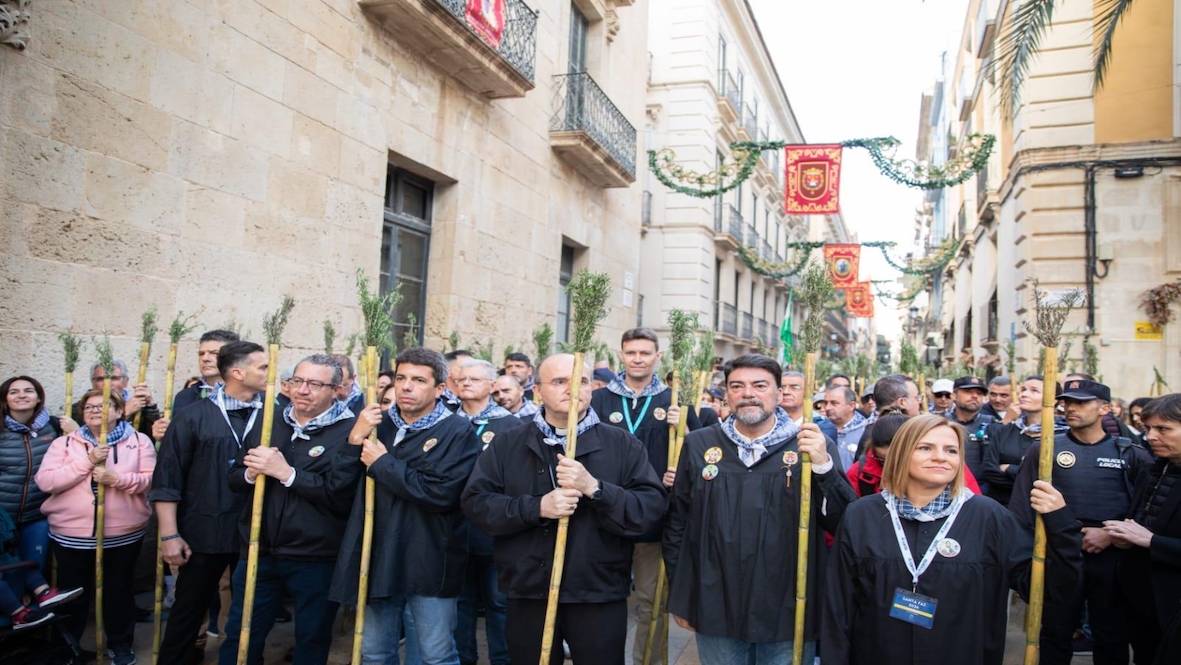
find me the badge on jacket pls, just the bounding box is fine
[702,464,718,480]
[609,412,623,424]
[704,447,723,464]
[423,438,438,453]
[482,431,495,444]
[308,445,325,457]
[1055,451,1076,468]
[654,407,667,421]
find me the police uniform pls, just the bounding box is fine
[1008,379,1152,665]
[945,377,993,496]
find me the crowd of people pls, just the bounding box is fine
[1,326,1178,665]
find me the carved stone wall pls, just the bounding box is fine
[0,0,30,50]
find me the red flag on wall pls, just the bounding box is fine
[824,243,861,289]
[784,144,843,214]
[845,282,875,318]
[466,0,507,48]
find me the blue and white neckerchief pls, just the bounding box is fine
[197,380,221,400]
[78,420,131,447]
[720,406,799,466]
[5,408,50,434]
[1017,412,1068,437]
[514,400,541,418]
[388,399,452,446]
[209,384,262,447]
[840,410,868,435]
[605,372,666,401]
[283,401,354,441]
[882,486,973,522]
[341,381,363,407]
[532,408,601,452]
[455,401,514,423]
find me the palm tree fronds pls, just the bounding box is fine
[991,0,1056,118]
[1093,0,1134,91]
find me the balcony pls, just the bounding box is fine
[741,103,758,139]
[714,203,744,250]
[977,165,998,220]
[360,0,537,98]
[716,302,738,337]
[745,223,759,249]
[761,239,774,262]
[717,69,741,121]
[740,312,754,340]
[550,72,637,188]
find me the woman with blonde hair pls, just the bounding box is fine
[822,414,1083,665]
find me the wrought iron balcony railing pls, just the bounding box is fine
[761,239,773,261]
[745,223,759,249]
[718,69,741,112]
[550,72,637,179]
[742,103,758,137]
[717,301,738,336]
[728,204,744,241]
[741,312,754,340]
[434,0,538,82]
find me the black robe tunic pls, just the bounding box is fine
[663,424,856,643]
[822,494,1083,665]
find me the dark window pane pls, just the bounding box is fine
[397,231,428,280]
[402,182,429,221]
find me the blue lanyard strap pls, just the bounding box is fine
[621,395,654,435]
[476,421,487,438]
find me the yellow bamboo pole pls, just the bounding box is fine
[538,353,587,665]
[96,377,112,665]
[351,346,380,665]
[64,372,75,424]
[152,342,178,665]
[792,352,817,665]
[237,343,280,664]
[1023,348,1058,665]
[918,373,927,413]
[132,341,150,430]
[642,369,681,665]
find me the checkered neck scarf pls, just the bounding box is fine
[208,384,263,410]
[842,410,868,433]
[533,408,601,452]
[882,486,972,522]
[283,401,354,441]
[514,400,541,418]
[389,399,452,433]
[1018,413,1068,437]
[342,381,362,405]
[606,373,665,400]
[196,380,221,400]
[720,406,799,466]
[5,408,50,434]
[455,400,514,423]
[78,420,132,447]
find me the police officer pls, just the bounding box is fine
[1009,378,1152,665]
[944,376,993,496]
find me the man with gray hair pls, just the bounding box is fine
[823,386,869,469]
[218,354,361,664]
[76,358,161,436]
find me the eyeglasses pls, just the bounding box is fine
[542,377,591,389]
[82,404,107,413]
[454,377,490,385]
[933,392,952,398]
[288,378,338,391]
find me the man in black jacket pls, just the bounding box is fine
[150,340,268,665]
[171,329,241,414]
[217,354,362,665]
[330,347,479,665]
[663,354,857,664]
[463,353,666,665]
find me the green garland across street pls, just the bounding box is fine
[736,237,961,283]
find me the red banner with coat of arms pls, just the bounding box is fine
[466,0,507,48]
[824,243,860,289]
[784,145,842,214]
[845,282,875,318]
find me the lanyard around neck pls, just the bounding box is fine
[621,395,653,435]
[217,391,259,448]
[886,492,965,590]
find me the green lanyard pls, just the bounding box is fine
[621,395,654,435]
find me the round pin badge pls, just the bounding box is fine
[704,446,723,464]
[482,431,495,444]
[702,464,719,480]
[308,445,325,458]
[936,538,961,558]
[609,412,624,424]
[653,407,667,421]
[423,438,438,453]
[1056,451,1076,469]
[783,451,799,466]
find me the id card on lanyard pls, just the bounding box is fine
[885,492,965,629]
[217,392,259,466]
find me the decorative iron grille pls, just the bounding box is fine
[718,69,741,111]
[435,0,538,82]
[550,72,637,176]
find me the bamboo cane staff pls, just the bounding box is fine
[93,334,116,665]
[641,310,699,665]
[237,296,295,664]
[539,270,612,665]
[132,307,159,431]
[152,311,198,665]
[918,373,927,413]
[59,333,84,424]
[1021,283,1083,665]
[793,261,835,665]
[1003,339,1018,423]
[351,269,401,665]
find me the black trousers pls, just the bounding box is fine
[52,538,144,649]
[505,598,627,665]
[1042,546,1129,665]
[159,551,240,664]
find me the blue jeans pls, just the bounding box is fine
[18,519,50,574]
[218,557,338,665]
[363,595,459,665]
[694,634,816,665]
[455,554,509,665]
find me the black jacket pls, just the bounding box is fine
[457,410,528,557]
[663,425,856,642]
[329,409,479,602]
[947,410,993,493]
[149,398,262,554]
[982,421,1037,506]
[227,415,363,560]
[822,494,1083,665]
[462,421,665,603]
[590,386,701,542]
[172,383,216,415]
[1118,460,1181,636]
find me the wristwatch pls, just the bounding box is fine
[589,480,603,502]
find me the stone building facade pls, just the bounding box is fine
[0,0,649,403]
[906,0,1181,400]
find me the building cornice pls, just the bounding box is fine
[999,138,1181,203]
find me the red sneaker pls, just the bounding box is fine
[35,586,83,608]
[11,605,55,629]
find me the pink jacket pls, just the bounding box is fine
[34,429,156,538]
